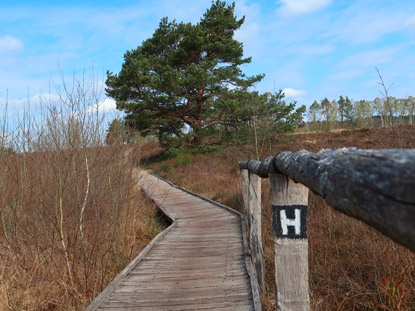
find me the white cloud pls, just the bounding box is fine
[0,93,61,107]
[99,98,117,112]
[88,98,117,114]
[0,36,23,54]
[282,88,307,98]
[277,0,332,17]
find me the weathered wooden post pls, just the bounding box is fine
[240,169,250,220]
[240,169,265,296]
[248,171,265,296]
[270,173,309,311]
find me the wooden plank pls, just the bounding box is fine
[128,264,245,273]
[137,258,245,267]
[103,295,252,307]
[149,244,242,251]
[127,271,248,280]
[146,250,242,258]
[148,248,242,255]
[168,229,240,235]
[113,284,250,295]
[120,276,250,288]
[99,300,254,311]
[157,240,241,247]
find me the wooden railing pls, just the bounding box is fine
[239,148,415,311]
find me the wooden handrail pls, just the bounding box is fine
[240,148,415,251]
[239,147,415,311]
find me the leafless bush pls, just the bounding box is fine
[0,71,157,310]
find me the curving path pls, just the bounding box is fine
[86,172,260,311]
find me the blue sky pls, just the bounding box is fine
[1,0,415,115]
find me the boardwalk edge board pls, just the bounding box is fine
[149,173,262,311]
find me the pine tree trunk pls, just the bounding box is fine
[191,122,204,145]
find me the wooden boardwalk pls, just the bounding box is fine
[86,172,260,311]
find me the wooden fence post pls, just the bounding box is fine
[270,173,310,311]
[240,169,250,221]
[240,169,265,296]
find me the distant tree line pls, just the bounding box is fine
[307,96,415,131]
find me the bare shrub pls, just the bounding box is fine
[0,72,161,310]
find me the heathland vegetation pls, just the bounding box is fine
[0,74,165,310]
[1,1,415,310]
[143,125,415,311]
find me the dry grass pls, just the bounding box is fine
[0,73,165,310]
[146,125,415,310]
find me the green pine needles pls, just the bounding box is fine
[106,1,264,146]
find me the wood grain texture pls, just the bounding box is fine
[240,148,415,251]
[85,171,260,311]
[270,174,310,311]
[240,169,250,219]
[274,148,415,251]
[245,171,265,296]
[239,157,274,178]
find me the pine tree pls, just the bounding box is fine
[343,96,354,122]
[106,1,263,146]
[338,96,346,124]
[338,96,354,126]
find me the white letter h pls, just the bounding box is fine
[280,209,301,235]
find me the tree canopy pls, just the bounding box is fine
[106,1,264,145]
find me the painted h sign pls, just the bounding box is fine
[272,205,307,239]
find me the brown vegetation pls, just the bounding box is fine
[0,74,165,310]
[0,147,163,311]
[146,125,415,310]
